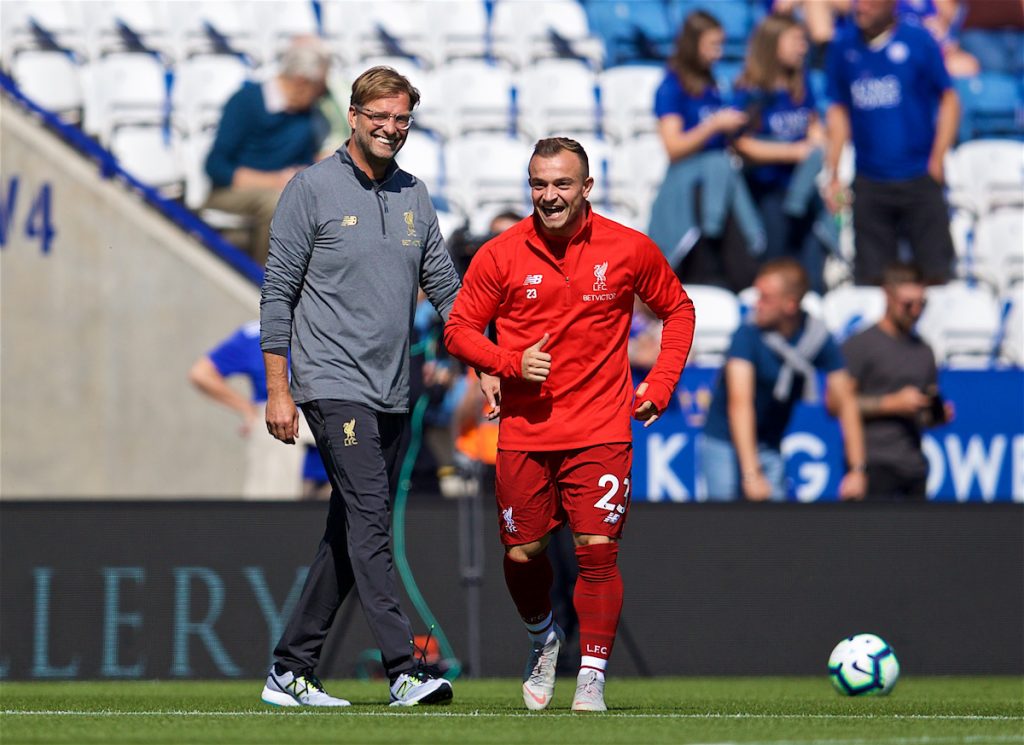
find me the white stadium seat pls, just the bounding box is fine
[11,50,84,121]
[970,208,1024,294]
[822,285,886,342]
[396,129,446,196]
[490,0,605,70]
[685,284,741,366]
[946,139,1024,216]
[110,125,184,195]
[515,59,600,139]
[918,280,1002,368]
[598,64,663,143]
[999,283,1024,367]
[443,133,532,216]
[414,61,515,138]
[84,52,169,143]
[171,54,250,135]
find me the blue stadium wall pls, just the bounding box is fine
[1,501,1020,680]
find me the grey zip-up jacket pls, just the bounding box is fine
[260,144,461,412]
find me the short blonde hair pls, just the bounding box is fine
[350,66,421,110]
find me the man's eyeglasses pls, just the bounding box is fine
[353,107,414,130]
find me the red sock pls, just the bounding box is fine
[574,542,623,672]
[503,552,553,624]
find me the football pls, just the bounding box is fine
[828,633,900,696]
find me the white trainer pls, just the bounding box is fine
[571,669,607,712]
[389,669,454,707]
[522,624,565,711]
[261,667,351,707]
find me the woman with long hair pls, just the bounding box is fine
[733,12,829,293]
[649,10,760,292]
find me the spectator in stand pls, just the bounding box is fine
[770,0,853,48]
[700,259,867,501]
[204,40,330,266]
[188,320,324,499]
[897,0,980,78]
[648,9,763,293]
[823,0,959,286]
[843,262,954,501]
[733,12,831,294]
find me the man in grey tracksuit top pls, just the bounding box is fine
[259,67,461,708]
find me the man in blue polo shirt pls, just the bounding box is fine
[823,0,959,285]
[699,259,867,501]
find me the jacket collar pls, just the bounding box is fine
[337,140,401,189]
[524,202,594,254]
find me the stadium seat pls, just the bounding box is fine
[83,52,170,143]
[821,284,886,342]
[970,208,1024,294]
[570,134,641,222]
[10,50,84,122]
[397,128,446,197]
[424,0,490,65]
[918,280,1002,368]
[110,124,184,196]
[954,72,1024,141]
[252,1,320,65]
[598,63,663,143]
[515,59,601,138]
[946,139,1024,217]
[84,0,175,61]
[412,60,515,138]
[320,0,378,68]
[607,133,668,230]
[181,128,256,233]
[491,0,606,70]
[174,1,261,63]
[583,0,674,66]
[171,54,250,135]
[350,1,435,67]
[443,133,532,216]
[1,0,87,67]
[684,284,741,366]
[960,28,1024,78]
[999,282,1024,367]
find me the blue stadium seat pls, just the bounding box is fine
[582,0,674,66]
[960,28,1024,78]
[954,72,1024,141]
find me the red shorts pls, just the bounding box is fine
[494,443,633,546]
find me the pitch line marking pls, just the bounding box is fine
[1,710,1022,722]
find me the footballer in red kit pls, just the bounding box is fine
[444,138,695,711]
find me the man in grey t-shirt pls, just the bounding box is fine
[259,67,460,707]
[843,263,953,500]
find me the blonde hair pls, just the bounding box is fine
[350,66,421,110]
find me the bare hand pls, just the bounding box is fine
[712,108,749,134]
[479,372,501,420]
[265,390,299,444]
[888,385,931,418]
[239,403,259,437]
[742,473,773,501]
[632,382,660,428]
[521,333,551,382]
[927,154,945,185]
[823,177,849,214]
[839,470,867,501]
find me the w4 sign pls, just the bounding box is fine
[0,176,56,254]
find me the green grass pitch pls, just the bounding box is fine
[1,677,1021,744]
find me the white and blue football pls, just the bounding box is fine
[828,633,900,696]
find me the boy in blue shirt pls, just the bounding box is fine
[823,0,959,285]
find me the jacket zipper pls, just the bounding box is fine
[373,170,398,237]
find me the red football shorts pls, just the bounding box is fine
[494,443,633,546]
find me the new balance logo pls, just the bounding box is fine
[523,274,543,286]
[343,418,357,446]
[502,507,517,534]
[603,512,621,525]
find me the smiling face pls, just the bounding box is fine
[528,150,593,239]
[347,93,411,176]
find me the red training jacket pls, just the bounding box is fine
[444,208,696,451]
